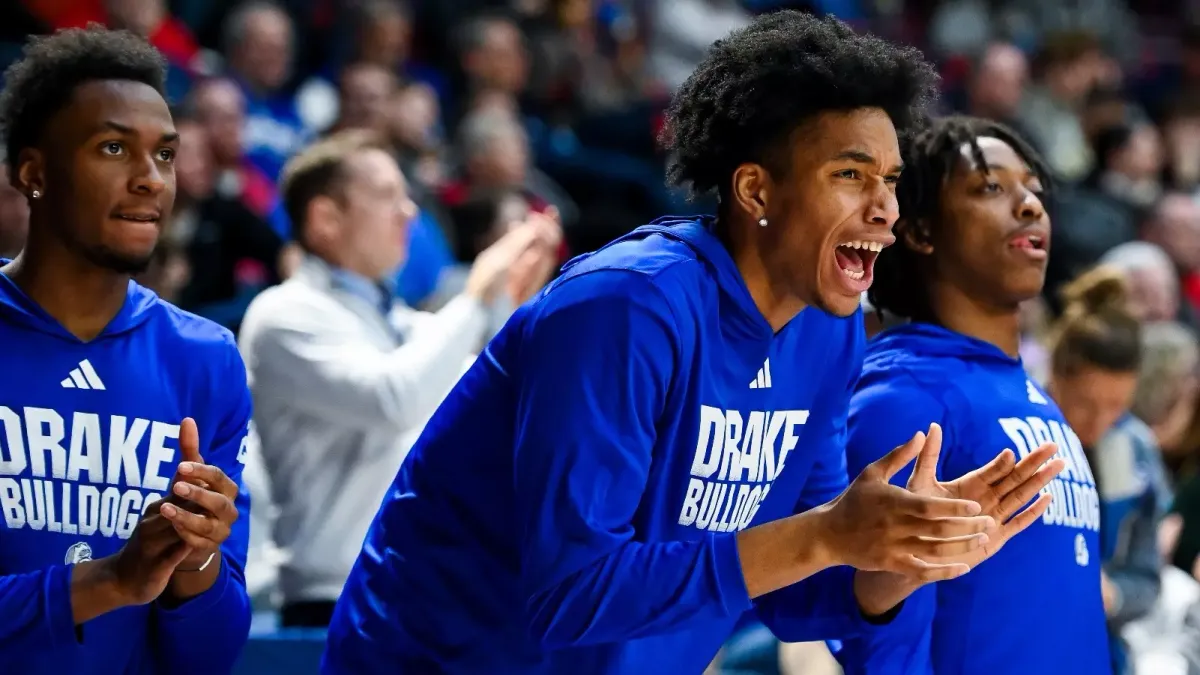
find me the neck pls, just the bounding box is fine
[926,280,1022,357]
[2,237,129,341]
[719,216,805,333]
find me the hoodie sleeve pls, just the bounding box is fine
[0,565,89,656]
[514,269,754,649]
[754,317,910,643]
[831,371,949,675]
[151,336,252,674]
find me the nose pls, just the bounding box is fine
[128,152,167,196]
[865,182,900,227]
[1015,188,1045,222]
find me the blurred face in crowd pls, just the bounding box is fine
[970,43,1028,121]
[175,121,216,201]
[463,19,530,95]
[359,5,411,67]
[191,79,246,168]
[1124,263,1178,321]
[1145,194,1200,272]
[916,137,1049,309]
[1110,124,1163,182]
[339,63,397,133]
[309,148,418,279]
[388,83,441,151]
[231,6,293,93]
[0,166,29,258]
[468,123,530,188]
[1050,365,1138,447]
[104,0,166,36]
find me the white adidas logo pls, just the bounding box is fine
[749,358,773,389]
[60,359,106,390]
[1026,380,1047,405]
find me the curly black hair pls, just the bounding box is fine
[0,25,167,173]
[867,116,1051,322]
[662,10,940,200]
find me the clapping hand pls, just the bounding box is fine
[156,417,240,571]
[905,423,1063,572]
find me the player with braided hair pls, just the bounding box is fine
[838,116,1110,675]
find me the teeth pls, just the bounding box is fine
[842,268,865,280]
[840,240,883,252]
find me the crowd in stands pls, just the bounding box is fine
[7,0,1200,673]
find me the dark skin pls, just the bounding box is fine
[720,110,1064,613]
[901,136,1049,357]
[1,79,240,623]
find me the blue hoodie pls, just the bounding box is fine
[833,323,1110,675]
[323,217,911,674]
[0,270,254,674]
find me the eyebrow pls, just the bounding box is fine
[100,120,180,143]
[976,162,1039,179]
[831,150,904,174]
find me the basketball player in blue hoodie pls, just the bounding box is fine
[324,14,1062,674]
[0,27,252,674]
[835,116,1111,674]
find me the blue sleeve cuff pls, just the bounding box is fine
[50,565,84,647]
[713,532,754,616]
[154,554,233,621]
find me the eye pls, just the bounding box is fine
[157,148,175,162]
[833,169,860,180]
[101,142,124,156]
[982,181,1002,193]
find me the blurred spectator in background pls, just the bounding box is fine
[238,130,557,628]
[186,77,289,237]
[169,117,286,329]
[1019,32,1116,182]
[1045,267,1157,675]
[330,62,396,135]
[966,42,1030,133]
[1045,121,1162,307]
[1142,193,1200,318]
[444,108,578,227]
[1101,241,1183,324]
[452,12,531,122]
[223,0,310,182]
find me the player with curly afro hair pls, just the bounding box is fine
[321,13,1060,675]
[661,9,938,318]
[0,25,254,675]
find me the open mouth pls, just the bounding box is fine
[1010,233,1046,251]
[834,240,883,283]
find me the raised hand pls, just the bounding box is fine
[907,423,1063,570]
[817,429,994,583]
[157,418,239,570]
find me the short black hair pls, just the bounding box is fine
[662,10,939,199]
[868,116,1050,321]
[0,25,167,174]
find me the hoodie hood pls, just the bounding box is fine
[863,321,1026,385]
[0,260,160,342]
[561,215,772,338]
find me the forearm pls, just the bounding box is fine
[70,558,132,624]
[736,505,837,598]
[851,570,921,618]
[161,553,221,606]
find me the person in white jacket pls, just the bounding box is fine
[238,129,558,627]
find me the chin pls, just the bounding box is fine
[813,290,863,318]
[83,244,156,276]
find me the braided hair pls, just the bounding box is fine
[867,116,1051,322]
